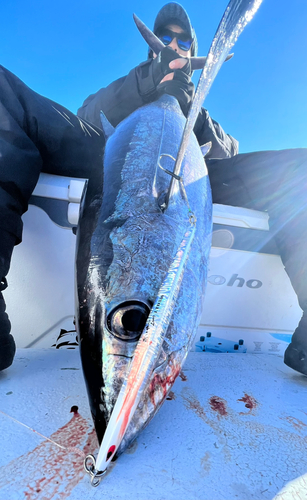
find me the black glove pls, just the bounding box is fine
[156,69,195,117]
[151,46,191,85]
[136,47,192,102]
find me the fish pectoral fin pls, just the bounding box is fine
[191,54,234,70]
[200,142,212,157]
[100,111,115,139]
[133,14,234,71]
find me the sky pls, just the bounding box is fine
[1,0,306,153]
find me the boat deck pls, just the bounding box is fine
[0,349,306,499]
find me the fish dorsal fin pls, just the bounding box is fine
[100,111,115,139]
[200,142,212,157]
[133,13,233,71]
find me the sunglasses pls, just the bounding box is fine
[157,28,193,52]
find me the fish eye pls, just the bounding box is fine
[107,301,150,341]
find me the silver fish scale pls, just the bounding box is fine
[76,0,264,477]
[77,94,212,453]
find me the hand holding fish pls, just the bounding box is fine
[135,45,193,109]
[160,57,190,83]
[150,46,194,116]
[152,46,191,85]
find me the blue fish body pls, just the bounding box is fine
[75,94,212,455]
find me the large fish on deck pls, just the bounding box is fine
[75,0,263,484]
[75,94,212,483]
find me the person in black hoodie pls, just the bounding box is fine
[78,4,239,159]
[0,3,306,376]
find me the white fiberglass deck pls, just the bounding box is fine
[0,349,307,500]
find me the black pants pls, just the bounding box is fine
[0,65,105,247]
[0,65,306,331]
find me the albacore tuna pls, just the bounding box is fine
[75,94,212,482]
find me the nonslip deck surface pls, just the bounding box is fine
[0,349,306,500]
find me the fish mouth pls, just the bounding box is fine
[107,301,151,342]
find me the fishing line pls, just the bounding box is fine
[0,409,85,458]
[158,153,196,221]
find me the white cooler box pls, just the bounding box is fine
[5,173,84,348]
[194,204,302,355]
[5,174,302,353]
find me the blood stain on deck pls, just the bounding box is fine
[282,416,307,431]
[209,396,228,417]
[181,392,207,422]
[237,393,258,414]
[201,452,211,474]
[179,371,188,382]
[0,407,98,499]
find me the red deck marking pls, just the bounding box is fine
[209,396,228,417]
[0,410,98,499]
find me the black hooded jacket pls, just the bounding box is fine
[77,59,239,159]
